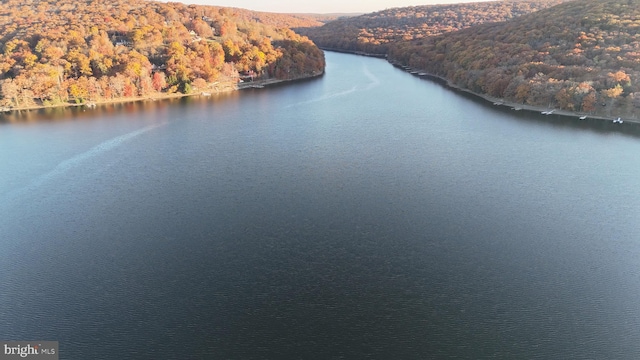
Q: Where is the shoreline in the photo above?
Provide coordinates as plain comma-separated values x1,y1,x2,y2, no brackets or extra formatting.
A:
4,45,635,127
0,72,324,114
321,48,638,125
397,65,640,125
388,61,640,125
237,70,324,90
318,47,386,58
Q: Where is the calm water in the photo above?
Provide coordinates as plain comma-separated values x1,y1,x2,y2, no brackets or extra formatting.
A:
1,52,640,359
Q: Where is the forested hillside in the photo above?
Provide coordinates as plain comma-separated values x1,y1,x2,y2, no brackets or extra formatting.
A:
298,0,567,55
388,0,640,117
0,0,325,109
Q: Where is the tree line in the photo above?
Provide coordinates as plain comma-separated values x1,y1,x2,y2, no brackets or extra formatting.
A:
0,0,325,108
299,0,568,55
388,0,640,117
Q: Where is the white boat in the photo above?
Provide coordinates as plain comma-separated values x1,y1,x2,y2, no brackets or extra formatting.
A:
541,110,554,115
579,116,587,120
201,92,211,96
613,117,623,123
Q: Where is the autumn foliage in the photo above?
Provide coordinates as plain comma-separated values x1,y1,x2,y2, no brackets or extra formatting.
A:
0,0,325,108
299,1,568,55
388,0,640,117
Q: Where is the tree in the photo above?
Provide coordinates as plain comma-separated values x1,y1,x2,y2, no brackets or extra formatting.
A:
109,74,127,98
67,77,90,103
0,0,326,107
87,77,103,100
602,85,624,101
582,92,597,113
1,79,20,106
515,83,531,103
65,50,93,78
555,88,574,110
152,72,167,91
13,75,35,106
608,70,630,85
167,41,186,58
191,19,214,38
222,39,242,62
31,72,58,103
192,78,207,90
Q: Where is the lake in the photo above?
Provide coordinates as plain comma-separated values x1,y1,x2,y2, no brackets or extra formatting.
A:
1,51,639,359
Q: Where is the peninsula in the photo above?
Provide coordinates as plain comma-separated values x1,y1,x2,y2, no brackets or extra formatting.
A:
0,0,325,111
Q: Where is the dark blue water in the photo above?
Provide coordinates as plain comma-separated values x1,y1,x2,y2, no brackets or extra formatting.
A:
1,52,639,359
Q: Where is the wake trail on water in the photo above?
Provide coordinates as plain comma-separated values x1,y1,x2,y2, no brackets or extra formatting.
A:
285,86,357,108
362,64,381,90
0,121,167,204
285,64,380,108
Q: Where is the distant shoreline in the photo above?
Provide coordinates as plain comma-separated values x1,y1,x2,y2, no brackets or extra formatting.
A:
321,49,638,125
0,71,324,114
238,71,324,90
318,47,386,58
397,66,639,125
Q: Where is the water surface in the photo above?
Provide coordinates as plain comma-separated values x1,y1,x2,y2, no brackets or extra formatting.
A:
1,52,639,359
